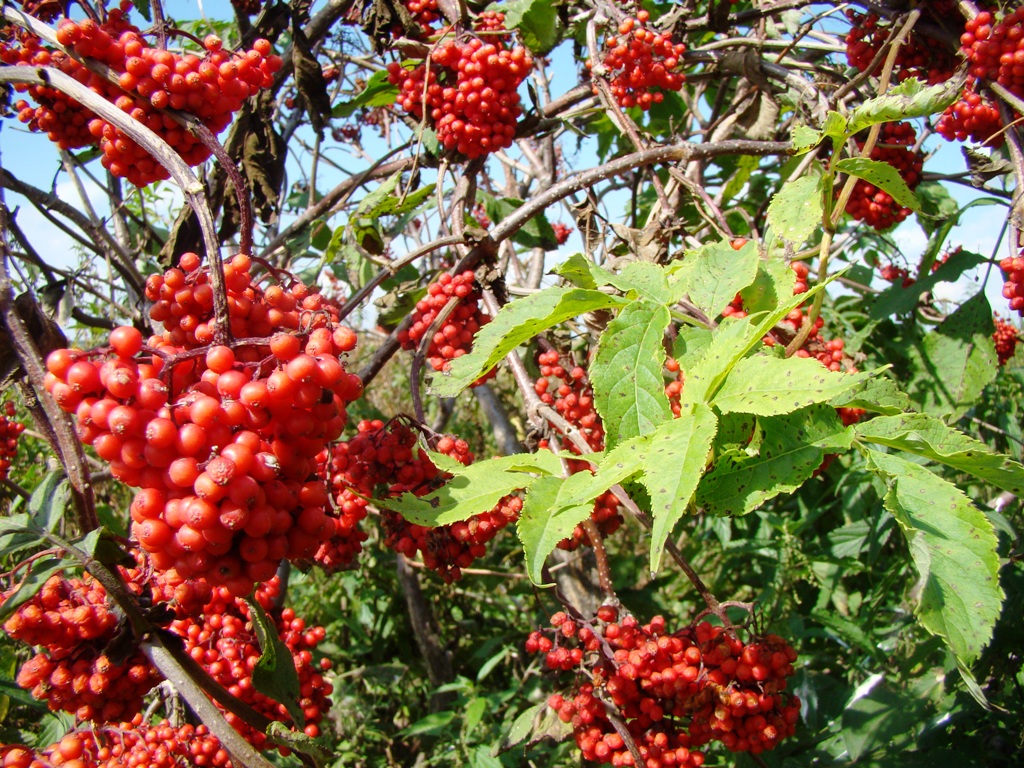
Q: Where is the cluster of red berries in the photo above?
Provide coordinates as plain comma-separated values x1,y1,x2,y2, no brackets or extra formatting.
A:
471,203,491,229
999,252,1024,314
938,7,1024,148
1,715,232,768
936,82,1004,146
1,4,280,186
527,607,800,765
43,252,363,596
168,576,333,745
961,9,1024,93
397,270,493,382
534,350,624,549
403,0,440,36
993,314,1020,365
0,401,25,481
588,10,687,110
879,263,912,285
843,121,923,231
329,419,521,581
665,357,684,418
844,8,958,85
3,573,162,723
552,222,573,246
386,12,533,158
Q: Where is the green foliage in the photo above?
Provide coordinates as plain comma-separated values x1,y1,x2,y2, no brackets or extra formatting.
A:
867,451,1004,666
592,299,672,448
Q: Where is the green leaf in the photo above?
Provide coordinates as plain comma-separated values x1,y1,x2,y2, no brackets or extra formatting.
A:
427,287,626,397
914,181,959,235
847,76,964,136
697,405,851,516
33,712,74,750
354,172,401,218
642,404,718,572
739,255,796,314
28,472,68,534
353,172,435,219
811,611,888,665
481,196,558,250
503,0,560,53
675,239,761,317
869,247,985,319
518,476,594,585
841,676,928,762
592,299,672,448
0,558,71,624
767,175,824,246
855,413,1024,495
332,70,399,118
374,453,561,526
821,111,849,146
906,291,997,419
552,435,648,508
265,722,332,766
614,262,679,304
682,271,840,406
829,376,911,415
866,450,1003,665
245,597,305,727
552,253,600,289
555,258,676,303
463,697,488,738
399,710,457,737
790,124,822,155
712,355,874,416
836,157,921,213
309,220,332,251
493,702,572,755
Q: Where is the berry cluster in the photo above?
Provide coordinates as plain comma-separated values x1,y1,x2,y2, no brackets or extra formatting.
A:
0,401,25,481
665,357,684,418
552,222,573,246
386,13,533,158
168,577,333,745
527,608,800,765
1,5,280,186
588,10,687,110
397,270,493,382
962,8,1024,93
938,7,1024,148
1,716,232,768
43,252,363,596
1000,252,1024,314
403,0,440,37
843,121,923,231
3,573,162,723
844,9,958,85
534,350,624,549
329,419,521,581
994,314,1020,365
879,263,911,285
936,82,1004,146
